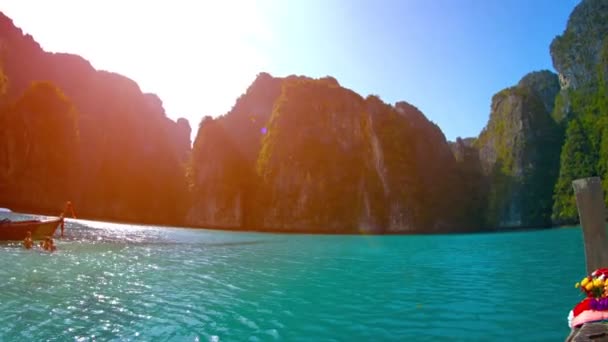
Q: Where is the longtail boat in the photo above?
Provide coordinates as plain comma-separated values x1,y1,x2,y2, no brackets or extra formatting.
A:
0,215,64,240
0,201,76,241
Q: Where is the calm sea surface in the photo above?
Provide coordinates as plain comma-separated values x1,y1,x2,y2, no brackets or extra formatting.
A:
0,212,586,341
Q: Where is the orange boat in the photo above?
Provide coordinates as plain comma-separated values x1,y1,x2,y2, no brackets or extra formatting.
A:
0,202,75,241
0,215,64,240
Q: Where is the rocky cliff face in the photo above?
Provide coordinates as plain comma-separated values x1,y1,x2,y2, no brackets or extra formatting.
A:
550,0,608,122
172,118,192,164
187,117,249,227
0,81,79,212
475,71,562,228
550,0,608,223
550,0,608,92
0,12,190,223
256,78,385,232
186,73,284,228
186,0,608,232
189,75,463,232
373,100,461,232
462,0,608,229
450,137,488,229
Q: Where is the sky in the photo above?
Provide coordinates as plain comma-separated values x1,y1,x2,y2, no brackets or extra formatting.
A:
2,0,580,141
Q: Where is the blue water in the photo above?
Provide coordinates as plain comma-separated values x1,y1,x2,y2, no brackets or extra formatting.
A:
0,213,586,341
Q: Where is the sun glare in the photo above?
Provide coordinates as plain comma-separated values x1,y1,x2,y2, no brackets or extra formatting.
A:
1,0,274,129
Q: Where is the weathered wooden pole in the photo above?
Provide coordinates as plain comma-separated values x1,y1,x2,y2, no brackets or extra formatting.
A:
572,177,608,274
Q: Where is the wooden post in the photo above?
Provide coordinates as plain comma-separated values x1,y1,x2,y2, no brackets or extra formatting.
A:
572,177,608,274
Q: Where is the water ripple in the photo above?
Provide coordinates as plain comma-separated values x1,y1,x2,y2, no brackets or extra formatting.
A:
0,214,586,341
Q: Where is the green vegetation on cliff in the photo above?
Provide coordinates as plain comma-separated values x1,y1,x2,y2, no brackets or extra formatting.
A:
552,118,598,221
550,0,608,223
550,0,608,92
474,71,562,228
256,77,378,231
189,74,464,233
551,81,608,222
373,100,462,231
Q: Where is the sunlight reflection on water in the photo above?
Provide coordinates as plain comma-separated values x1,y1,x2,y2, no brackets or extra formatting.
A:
0,212,588,341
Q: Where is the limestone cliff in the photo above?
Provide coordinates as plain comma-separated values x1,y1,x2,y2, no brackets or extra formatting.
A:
0,81,79,212
550,0,608,93
450,137,487,230
0,12,190,223
550,0,608,223
186,73,284,228
189,75,463,232
187,117,249,227
256,78,384,232
4,0,607,232
369,100,461,232
475,71,562,228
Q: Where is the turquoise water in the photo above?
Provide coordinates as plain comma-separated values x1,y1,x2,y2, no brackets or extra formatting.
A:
0,213,586,341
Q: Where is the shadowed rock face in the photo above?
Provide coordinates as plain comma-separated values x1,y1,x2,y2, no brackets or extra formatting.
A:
475,71,562,228
0,81,79,212
518,71,562,114
188,75,463,233
173,118,192,163
186,73,285,229
256,78,377,232
187,116,249,228
0,12,190,223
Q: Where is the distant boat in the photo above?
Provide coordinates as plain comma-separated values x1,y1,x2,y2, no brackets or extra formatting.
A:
0,216,64,240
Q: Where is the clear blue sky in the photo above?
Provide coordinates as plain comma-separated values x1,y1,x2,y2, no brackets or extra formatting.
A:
3,0,580,141
259,0,580,140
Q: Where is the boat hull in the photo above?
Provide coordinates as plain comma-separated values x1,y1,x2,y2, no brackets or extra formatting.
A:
0,218,63,240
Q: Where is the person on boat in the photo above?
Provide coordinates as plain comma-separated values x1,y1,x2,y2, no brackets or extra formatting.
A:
59,201,76,237
23,231,33,249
